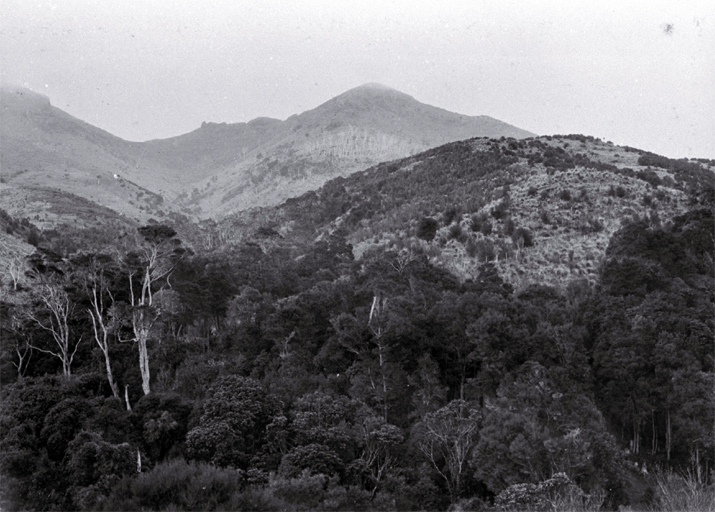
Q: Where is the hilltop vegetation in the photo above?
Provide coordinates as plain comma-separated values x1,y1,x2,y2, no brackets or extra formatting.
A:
217,134,713,290
0,135,713,511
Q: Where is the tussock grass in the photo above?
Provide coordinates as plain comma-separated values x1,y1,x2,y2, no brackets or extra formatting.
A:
652,470,715,512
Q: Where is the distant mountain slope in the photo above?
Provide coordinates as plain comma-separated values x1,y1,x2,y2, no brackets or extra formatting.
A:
0,86,186,223
217,134,715,290
1,83,534,221
180,84,535,215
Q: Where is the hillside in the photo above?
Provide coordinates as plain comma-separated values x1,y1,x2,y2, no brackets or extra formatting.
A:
179,84,535,215
1,84,534,222
0,86,186,223
218,134,715,291
1,134,712,512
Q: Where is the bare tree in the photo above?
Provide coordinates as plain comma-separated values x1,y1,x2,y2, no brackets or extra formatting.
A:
120,226,184,395
87,277,120,398
3,253,27,291
27,283,82,378
369,294,391,421
6,315,33,379
417,400,481,503
388,248,417,276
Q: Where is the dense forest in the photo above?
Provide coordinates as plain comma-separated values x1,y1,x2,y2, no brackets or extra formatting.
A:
0,137,713,511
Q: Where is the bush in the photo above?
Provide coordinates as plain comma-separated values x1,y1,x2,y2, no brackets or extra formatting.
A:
417,217,439,241
465,238,479,258
105,459,245,511
448,223,463,241
512,227,534,248
653,470,715,512
578,216,604,234
491,199,510,220
279,444,344,479
559,189,572,201
474,239,496,262
268,472,329,509
443,207,459,226
539,209,551,225
608,185,628,198
495,473,603,512
471,212,493,235
503,216,515,236
636,169,662,187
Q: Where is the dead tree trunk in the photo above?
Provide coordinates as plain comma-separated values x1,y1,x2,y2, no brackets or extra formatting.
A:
88,285,120,398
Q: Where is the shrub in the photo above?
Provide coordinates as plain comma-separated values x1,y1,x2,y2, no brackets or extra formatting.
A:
106,460,245,511
443,207,459,226
268,472,329,509
608,185,627,198
579,216,604,234
474,240,496,262
416,217,439,241
653,470,715,512
512,227,534,248
559,189,572,201
491,199,509,220
448,223,463,241
636,169,662,187
278,444,344,479
503,216,515,236
528,186,538,197
465,238,479,258
470,212,487,232
494,473,603,512
540,209,551,225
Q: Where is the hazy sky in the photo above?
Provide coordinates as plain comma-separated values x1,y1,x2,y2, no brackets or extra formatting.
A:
2,0,713,158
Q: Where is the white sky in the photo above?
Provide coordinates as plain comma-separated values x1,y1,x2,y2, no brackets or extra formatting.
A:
1,0,713,158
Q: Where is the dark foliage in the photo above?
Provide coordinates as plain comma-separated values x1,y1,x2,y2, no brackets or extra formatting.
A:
1,137,713,511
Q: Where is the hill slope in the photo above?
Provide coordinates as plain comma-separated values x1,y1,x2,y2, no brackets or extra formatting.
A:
176,83,534,215
1,84,534,222
0,86,187,223
217,134,715,290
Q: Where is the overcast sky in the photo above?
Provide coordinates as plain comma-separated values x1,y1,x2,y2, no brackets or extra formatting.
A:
2,0,713,158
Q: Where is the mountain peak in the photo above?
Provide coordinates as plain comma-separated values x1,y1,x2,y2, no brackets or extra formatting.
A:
354,82,397,91
339,83,414,101
1,84,52,113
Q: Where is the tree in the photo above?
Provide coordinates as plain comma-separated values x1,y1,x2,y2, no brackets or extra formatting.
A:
26,283,82,378
185,376,282,469
416,399,481,503
3,312,34,380
351,406,404,497
472,362,624,497
1,252,26,291
75,254,121,398
417,217,439,241
120,225,185,395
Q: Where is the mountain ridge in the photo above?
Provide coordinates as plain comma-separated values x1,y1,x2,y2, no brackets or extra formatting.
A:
0,83,535,223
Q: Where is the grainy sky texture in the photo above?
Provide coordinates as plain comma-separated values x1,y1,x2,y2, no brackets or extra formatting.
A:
1,0,713,158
